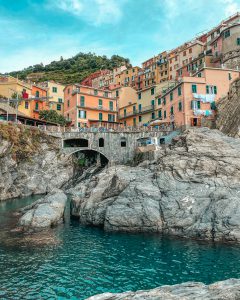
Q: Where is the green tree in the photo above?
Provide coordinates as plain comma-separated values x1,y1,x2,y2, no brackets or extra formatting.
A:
39,110,69,126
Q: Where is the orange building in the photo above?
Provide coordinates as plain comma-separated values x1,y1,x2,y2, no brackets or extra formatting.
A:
64,85,118,128
155,67,240,128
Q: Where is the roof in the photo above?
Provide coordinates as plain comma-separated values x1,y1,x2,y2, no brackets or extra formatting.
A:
0,102,27,117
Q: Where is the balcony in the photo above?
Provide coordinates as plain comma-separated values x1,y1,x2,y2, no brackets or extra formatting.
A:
118,105,155,119
77,104,117,113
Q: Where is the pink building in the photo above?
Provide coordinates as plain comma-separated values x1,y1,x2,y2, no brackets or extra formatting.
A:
155,67,240,128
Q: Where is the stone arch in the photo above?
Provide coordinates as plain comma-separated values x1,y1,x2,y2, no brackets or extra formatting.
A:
63,138,89,148
72,149,109,167
99,137,104,147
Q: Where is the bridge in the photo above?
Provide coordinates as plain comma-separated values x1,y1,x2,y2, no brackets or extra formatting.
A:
44,127,180,165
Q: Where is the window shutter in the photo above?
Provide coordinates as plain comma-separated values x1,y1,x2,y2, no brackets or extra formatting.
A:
197,101,201,109
206,85,209,94
214,86,217,94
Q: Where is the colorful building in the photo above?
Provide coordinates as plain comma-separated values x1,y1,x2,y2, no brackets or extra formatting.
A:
154,67,240,128
38,81,65,115
64,85,118,128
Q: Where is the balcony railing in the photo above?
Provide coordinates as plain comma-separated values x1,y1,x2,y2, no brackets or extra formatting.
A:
77,104,117,112
118,105,155,119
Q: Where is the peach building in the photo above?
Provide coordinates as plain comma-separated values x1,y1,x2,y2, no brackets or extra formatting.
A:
64,85,118,128
155,67,240,128
115,66,141,88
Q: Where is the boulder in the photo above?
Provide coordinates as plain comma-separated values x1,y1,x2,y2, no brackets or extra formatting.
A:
18,190,67,232
86,279,240,300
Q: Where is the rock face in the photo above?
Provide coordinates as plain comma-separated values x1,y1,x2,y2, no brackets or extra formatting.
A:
0,123,75,201
19,190,67,231
71,128,240,242
216,78,240,137
86,279,240,300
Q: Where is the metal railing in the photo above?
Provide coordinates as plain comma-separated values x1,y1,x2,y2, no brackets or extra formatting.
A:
118,105,155,119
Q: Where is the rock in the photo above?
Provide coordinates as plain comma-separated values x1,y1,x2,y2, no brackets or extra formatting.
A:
86,279,240,300
18,190,67,232
0,124,75,201
216,78,240,137
70,128,240,242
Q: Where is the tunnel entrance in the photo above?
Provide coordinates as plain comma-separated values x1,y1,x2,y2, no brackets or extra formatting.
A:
74,149,109,168
64,138,89,148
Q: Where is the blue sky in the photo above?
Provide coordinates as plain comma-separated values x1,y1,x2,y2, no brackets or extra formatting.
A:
0,0,239,72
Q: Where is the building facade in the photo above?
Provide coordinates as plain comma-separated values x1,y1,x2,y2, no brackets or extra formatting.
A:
64,85,118,128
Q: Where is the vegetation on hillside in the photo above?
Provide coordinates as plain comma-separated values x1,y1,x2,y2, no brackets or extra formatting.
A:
0,123,58,162
8,52,130,84
39,110,69,126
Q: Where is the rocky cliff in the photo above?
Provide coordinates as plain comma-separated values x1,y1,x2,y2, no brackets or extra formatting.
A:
70,128,240,243
0,123,74,201
216,78,240,137
86,279,240,300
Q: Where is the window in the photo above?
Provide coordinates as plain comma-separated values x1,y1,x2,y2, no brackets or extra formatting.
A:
57,104,61,111
158,98,161,105
78,110,86,119
104,92,108,97
116,90,119,97
178,101,182,111
109,101,113,111
58,98,63,103
35,102,39,111
191,100,201,109
35,91,40,98
133,105,136,113
170,106,174,115
183,51,186,56
192,84,197,93
224,29,230,38
121,137,127,147
151,87,155,95
108,114,115,122
67,100,70,107
237,38,240,46
214,86,217,94
124,108,127,117
25,101,29,109
94,89,98,95
206,85,209,94
170,92,173,101
139,115,142,122
211,101,216,110
99,112,103,121
99,138,104,147
164,110,167,119
80,96,85,107
133,118,136,126
163,97,166,105
198,73,202,78
138,93,141,100
178,86,182,96
158,110,162,119
99,99,102,107
151,99,155,106
52,87,57,93
189,48,192,54
138,104,142,112
228,73,232,80
151,112,155,119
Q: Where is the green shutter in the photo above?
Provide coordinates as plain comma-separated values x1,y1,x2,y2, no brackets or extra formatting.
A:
197,101,201,109
178,101,182,111
214,86,217,94
80,96,85,106
170,92,173,101
158,98,161,105
192,84,197,93
158,110,162,118
206,85,209,94
99,113,102,121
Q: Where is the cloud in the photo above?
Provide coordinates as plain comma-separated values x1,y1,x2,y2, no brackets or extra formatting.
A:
46,0,126,25
220,0,240,16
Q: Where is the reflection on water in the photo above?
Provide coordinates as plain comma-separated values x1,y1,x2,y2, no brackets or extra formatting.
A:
0,196,240,299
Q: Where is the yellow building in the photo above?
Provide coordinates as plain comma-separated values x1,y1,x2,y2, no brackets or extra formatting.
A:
0,75,32,117
116,66,141,88
38,80,65,114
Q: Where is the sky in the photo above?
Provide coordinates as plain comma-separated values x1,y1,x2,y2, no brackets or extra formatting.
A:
0,0,240,73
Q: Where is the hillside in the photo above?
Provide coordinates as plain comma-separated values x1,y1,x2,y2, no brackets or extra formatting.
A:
8,52,130,84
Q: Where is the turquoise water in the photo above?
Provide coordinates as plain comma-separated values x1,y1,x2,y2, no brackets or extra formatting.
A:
1,196,240,299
